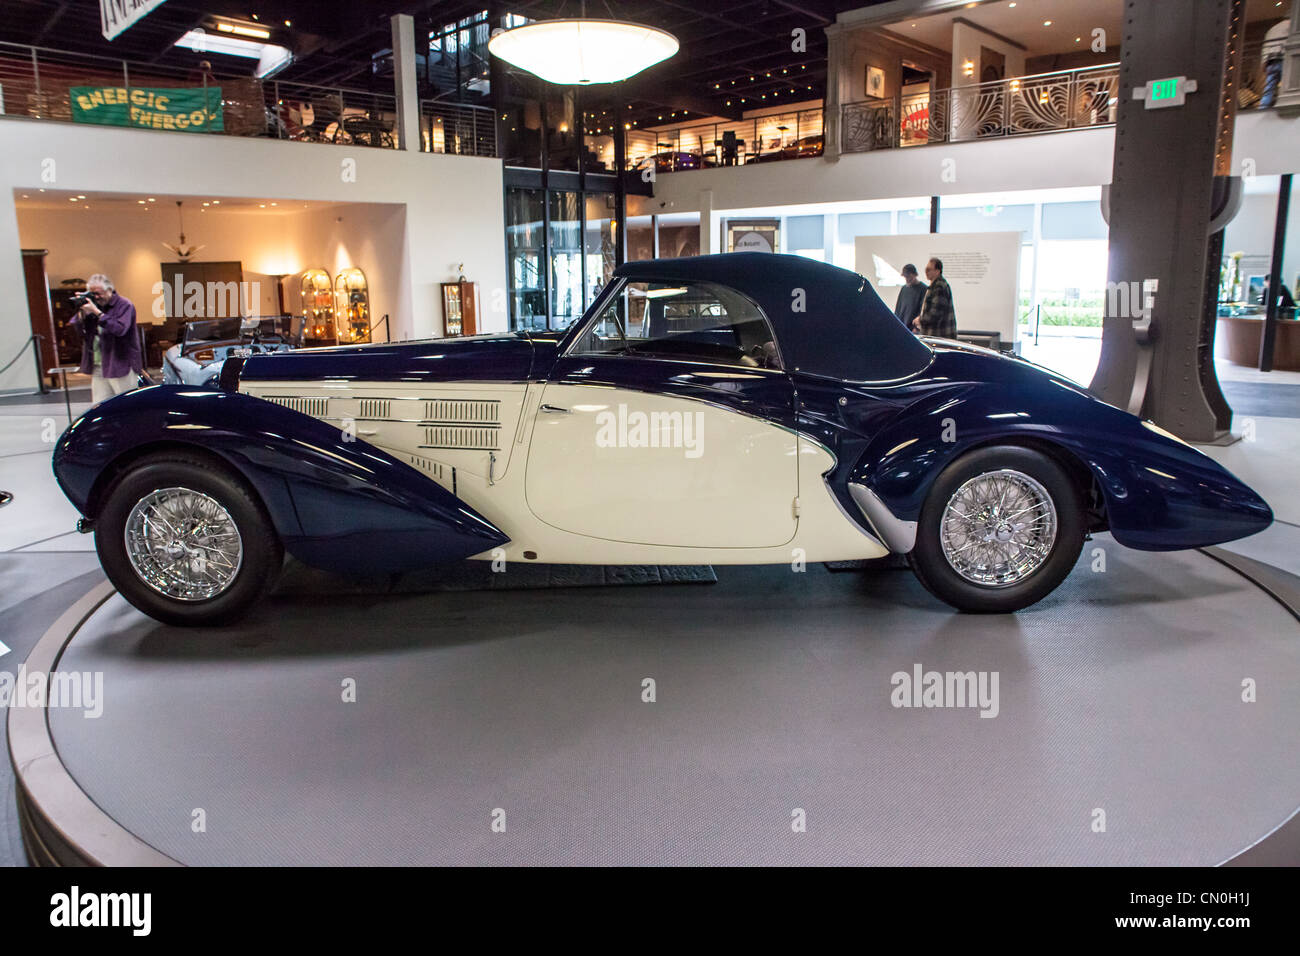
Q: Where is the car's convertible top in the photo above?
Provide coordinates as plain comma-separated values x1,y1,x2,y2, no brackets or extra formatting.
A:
613,253,933,382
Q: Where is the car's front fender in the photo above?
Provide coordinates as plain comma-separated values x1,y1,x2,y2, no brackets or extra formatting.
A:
848,379,1272,551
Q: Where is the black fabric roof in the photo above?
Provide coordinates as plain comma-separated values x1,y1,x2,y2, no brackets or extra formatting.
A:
613,253,933,382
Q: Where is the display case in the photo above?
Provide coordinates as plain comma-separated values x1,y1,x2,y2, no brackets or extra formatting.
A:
441,280,478,337
299,269,335,346
333,268,371,344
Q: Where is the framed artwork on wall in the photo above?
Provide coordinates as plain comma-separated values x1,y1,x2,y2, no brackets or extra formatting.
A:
867,65,886,99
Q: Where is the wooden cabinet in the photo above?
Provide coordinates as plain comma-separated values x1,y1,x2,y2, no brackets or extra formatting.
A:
441,280,478,337
21,249,59,386
50,284,87,366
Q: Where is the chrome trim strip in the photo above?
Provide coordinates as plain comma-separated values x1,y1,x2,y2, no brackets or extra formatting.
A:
848,482,918,554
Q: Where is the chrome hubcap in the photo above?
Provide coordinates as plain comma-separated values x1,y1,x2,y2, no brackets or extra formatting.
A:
940,469,1057,588
124,487,243,601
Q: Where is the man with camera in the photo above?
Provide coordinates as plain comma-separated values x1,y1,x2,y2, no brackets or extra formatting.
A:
74,273,141,403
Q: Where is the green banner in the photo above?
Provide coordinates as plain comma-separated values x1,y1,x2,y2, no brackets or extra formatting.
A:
70,85,224,133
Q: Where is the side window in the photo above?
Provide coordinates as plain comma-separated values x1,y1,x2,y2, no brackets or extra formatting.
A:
569,281,782,369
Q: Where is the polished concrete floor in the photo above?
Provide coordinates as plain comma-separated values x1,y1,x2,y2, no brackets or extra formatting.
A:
43,542,1300,865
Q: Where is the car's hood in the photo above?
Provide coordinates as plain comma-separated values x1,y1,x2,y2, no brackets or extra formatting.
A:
237,331,563,385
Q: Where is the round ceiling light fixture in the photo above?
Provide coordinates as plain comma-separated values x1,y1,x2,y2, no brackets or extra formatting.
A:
488,18,678,85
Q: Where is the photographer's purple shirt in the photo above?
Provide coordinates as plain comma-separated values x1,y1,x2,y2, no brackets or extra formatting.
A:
76,293,141,379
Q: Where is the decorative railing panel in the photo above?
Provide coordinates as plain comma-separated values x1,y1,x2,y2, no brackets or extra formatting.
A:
842,64,1119,154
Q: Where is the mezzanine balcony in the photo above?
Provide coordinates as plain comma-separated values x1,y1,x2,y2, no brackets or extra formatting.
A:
0,41,497,158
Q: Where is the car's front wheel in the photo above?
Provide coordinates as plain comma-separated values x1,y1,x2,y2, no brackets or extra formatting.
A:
95,454,283,626
908,445,1085,613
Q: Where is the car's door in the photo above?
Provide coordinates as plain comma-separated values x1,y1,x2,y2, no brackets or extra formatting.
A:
524,279,799,549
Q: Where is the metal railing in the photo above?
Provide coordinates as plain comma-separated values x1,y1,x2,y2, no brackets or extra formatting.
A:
625,107,825,172
0,41,497,157
419,99,498,157
843,64,1120,153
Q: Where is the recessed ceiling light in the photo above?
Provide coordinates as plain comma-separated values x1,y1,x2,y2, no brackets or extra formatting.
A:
69,197,77,202
148,197,155,202
137,199,145,204
212,200,220,204
1009,2,1016,6
1044,20,1053,26
77,194,85,198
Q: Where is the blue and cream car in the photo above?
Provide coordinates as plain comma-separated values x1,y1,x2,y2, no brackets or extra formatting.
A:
53,253,1272,625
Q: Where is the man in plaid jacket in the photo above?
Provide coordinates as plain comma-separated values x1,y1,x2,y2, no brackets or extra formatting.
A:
912,258,957,339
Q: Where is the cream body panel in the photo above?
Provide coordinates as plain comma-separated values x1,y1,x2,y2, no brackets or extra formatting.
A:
236,378,888,564
523,383,797,548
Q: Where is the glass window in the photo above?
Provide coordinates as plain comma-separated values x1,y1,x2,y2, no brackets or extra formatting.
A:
570,280,782,369
939,203,1035,235
506,188,546,331
1041,201,1108,240
548,190,583,327
584,192,616,308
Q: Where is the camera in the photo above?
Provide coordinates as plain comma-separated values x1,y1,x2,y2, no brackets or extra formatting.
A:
70,292,93,309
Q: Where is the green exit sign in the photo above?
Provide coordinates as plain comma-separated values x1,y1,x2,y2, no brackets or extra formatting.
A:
1151,78,1179,100
1135,76,1198,109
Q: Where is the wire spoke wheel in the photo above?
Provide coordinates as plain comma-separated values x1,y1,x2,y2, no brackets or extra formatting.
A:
124,487,244,601
939,469,1058,588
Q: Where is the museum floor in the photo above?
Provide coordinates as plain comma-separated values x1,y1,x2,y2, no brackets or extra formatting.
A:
1,365,1297,866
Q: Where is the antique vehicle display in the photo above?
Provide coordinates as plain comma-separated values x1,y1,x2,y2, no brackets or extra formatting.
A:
161,317,295,387
52,253,1272,626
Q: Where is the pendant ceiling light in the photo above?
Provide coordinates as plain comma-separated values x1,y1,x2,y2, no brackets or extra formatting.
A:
487,18,678,85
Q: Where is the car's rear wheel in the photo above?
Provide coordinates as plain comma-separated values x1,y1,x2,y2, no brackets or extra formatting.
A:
95,454,282,626
907,445,1084,612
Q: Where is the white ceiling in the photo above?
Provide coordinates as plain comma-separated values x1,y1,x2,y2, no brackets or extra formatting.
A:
13,189,314,213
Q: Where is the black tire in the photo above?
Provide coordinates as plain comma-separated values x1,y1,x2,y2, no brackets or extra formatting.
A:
907,445,1084,613
95,454,283,626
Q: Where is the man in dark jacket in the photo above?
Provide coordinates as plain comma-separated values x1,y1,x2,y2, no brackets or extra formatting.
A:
75,273,141,403
893,263,927,326
912,258,957,339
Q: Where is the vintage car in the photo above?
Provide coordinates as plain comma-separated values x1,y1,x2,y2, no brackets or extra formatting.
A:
53,254,1271,626
162,317,295,388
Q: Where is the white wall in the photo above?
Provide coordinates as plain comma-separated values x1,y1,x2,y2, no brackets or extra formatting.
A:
856,231,1022,339
951,21,1026,89
1,116,506,392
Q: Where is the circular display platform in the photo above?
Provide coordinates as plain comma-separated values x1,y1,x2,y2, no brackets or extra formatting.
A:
12,539,1300,865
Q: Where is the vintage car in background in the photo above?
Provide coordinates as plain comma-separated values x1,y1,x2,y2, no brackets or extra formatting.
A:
53,254,1272,625
746,134,825,163
633,150,717,173
162,317,295,388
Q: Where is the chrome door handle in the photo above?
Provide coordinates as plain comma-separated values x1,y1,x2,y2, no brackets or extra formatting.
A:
539,404,570,414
